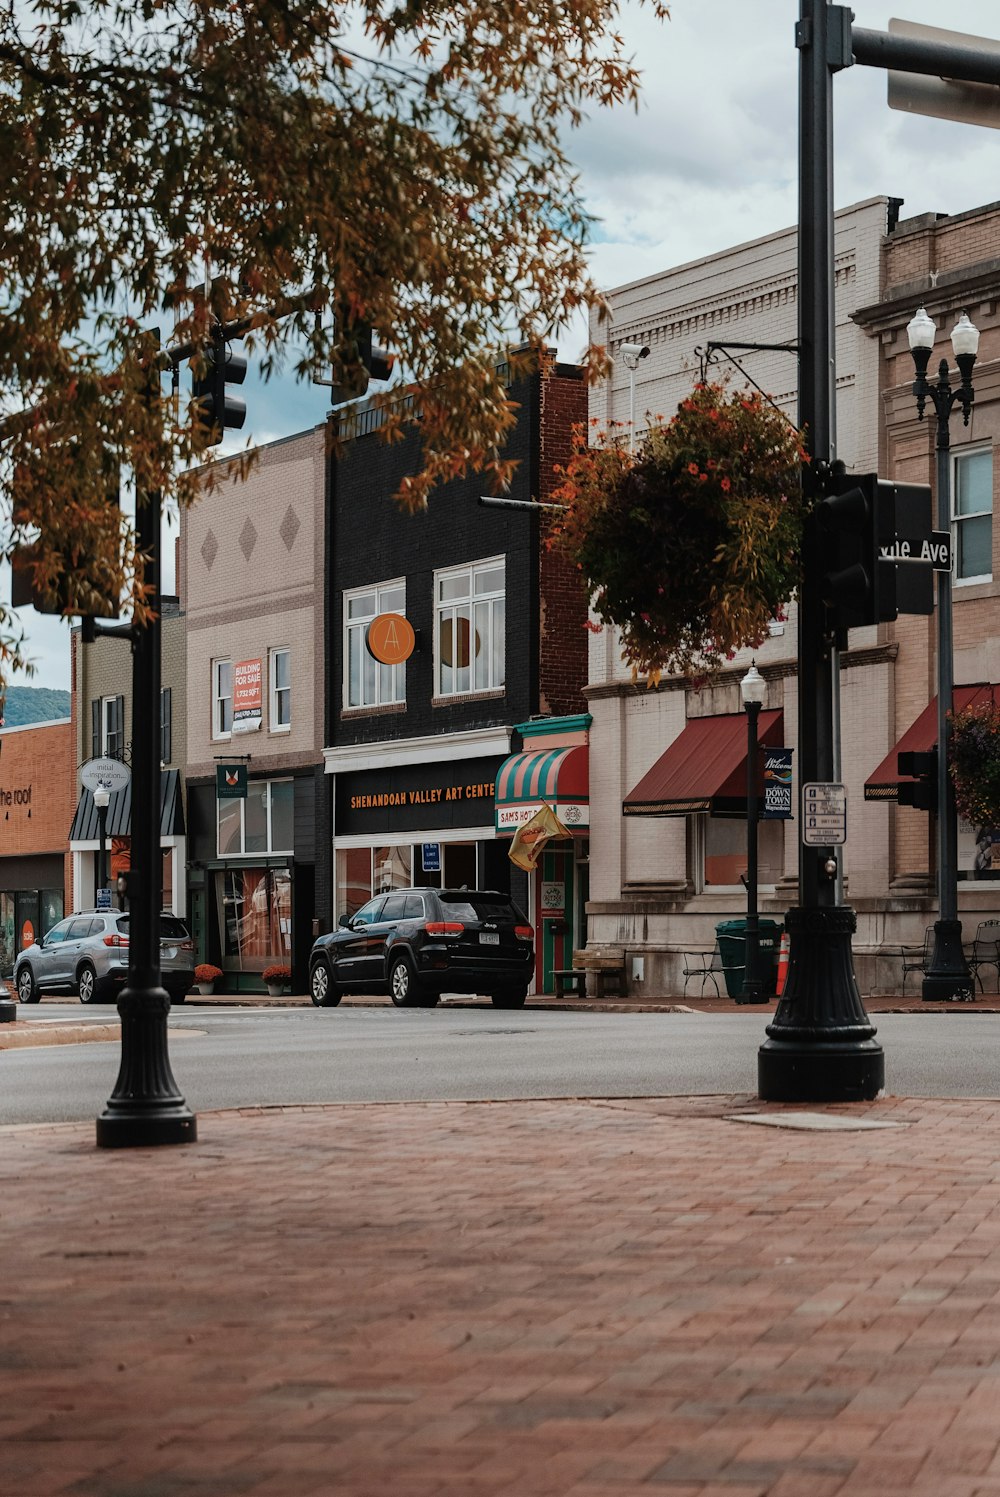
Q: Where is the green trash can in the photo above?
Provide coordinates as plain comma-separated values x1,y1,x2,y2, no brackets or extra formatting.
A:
715,918,783,1002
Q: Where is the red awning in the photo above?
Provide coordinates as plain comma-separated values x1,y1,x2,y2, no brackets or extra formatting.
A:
864,684,1000,802
623,710,784,817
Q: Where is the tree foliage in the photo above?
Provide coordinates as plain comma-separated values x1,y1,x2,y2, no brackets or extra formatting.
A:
551,383,806,681
0,0,668,677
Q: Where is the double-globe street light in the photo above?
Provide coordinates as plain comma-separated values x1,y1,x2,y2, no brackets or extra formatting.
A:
740,661,767,1003
905,306,978,1002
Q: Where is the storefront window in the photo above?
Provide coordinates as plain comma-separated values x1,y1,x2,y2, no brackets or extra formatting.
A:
0,893,14,974
214,867,291,971
374,844,411,893
217,779,294,857
336,847,373,921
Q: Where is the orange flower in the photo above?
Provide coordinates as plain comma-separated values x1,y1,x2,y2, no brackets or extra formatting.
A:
720,477,731,492
687,462,699,475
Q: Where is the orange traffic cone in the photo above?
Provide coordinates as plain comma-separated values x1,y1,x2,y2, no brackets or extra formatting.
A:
776,931,790,997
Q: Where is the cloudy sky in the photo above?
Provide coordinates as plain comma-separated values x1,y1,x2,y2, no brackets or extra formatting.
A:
18,0,1000,693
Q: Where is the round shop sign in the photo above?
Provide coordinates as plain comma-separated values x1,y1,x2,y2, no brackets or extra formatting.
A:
21,920,34,950
80,756,131,793
366,612,416,666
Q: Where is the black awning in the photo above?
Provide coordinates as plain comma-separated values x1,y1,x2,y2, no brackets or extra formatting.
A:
69,768,184,842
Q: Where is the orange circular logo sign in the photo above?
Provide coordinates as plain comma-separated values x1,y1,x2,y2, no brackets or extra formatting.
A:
366,613,415,666
21,920,34,950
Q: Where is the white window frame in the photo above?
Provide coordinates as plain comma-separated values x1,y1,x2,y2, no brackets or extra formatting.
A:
216,778,294,858
213,658,233,739
101,695,122,757
343,579,407,709
953,446,993,585
270,647,291,733
434,555,505,698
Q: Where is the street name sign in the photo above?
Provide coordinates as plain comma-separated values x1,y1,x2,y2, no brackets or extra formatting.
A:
879,531,952,570
802,782,847,846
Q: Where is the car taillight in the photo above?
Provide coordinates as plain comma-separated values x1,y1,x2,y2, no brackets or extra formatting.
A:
176,940,194,952
515,925,534,941
103,934,129,948
424,922,465,935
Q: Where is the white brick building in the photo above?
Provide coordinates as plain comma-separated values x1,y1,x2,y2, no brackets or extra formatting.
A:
583,198,904,996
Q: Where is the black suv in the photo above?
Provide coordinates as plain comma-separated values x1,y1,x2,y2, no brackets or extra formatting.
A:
308,888,534,1009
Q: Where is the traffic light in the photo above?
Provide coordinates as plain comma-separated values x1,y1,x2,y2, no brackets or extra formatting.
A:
330,299,394,405
897,748,938,813
816,468,895,632
191,325,247,441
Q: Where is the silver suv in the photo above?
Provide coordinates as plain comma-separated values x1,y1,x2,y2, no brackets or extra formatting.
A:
14,910,195,1005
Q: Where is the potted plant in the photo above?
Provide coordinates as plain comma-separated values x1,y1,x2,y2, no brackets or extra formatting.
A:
262,963,292,997
193,963,223,997
551,381,807,680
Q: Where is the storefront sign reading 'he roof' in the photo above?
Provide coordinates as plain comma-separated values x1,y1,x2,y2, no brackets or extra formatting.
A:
366,613,415,666
232,658,263,733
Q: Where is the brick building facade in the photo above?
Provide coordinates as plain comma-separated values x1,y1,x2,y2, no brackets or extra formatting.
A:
179,425,327,990
324,357,591,993
0,717,73,972
580,197,923,996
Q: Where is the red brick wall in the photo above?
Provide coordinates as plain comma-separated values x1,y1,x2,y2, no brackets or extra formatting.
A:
538,363,589,717
0,719,74,864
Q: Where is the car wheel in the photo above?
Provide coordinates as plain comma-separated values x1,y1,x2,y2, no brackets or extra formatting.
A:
389,955,420,1007
77,962,100,1005
310,959,340,1008
16,965,39,1004
491,987,528,1009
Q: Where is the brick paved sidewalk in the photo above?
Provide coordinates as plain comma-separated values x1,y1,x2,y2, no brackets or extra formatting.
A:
7,1096,1000,1496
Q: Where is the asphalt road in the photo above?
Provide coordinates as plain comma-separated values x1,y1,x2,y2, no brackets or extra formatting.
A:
3,1003,1000,1125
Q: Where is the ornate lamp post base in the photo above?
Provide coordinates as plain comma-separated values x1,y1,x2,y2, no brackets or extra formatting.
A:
758,907,884,1102
0,997,16,1023
96,985,197,1148
921,918,975,1003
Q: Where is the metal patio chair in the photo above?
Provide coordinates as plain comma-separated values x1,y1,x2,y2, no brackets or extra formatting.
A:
969,920,1000,994
900,926,934,992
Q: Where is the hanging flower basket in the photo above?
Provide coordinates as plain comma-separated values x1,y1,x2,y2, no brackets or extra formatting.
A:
551,382,807,679
949,700,1000,829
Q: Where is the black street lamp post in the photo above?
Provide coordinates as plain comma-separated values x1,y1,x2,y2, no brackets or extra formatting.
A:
93,784,110,899
906,305,977,1003
741,662,766,1002
96,333,196,1149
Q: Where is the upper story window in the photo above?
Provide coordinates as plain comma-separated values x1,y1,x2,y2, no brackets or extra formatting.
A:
270,648,291,731
954,448,993,584
95,694,124,758
160,687,172,765
213,659,233,738
345,581,406,708
435,557,505,697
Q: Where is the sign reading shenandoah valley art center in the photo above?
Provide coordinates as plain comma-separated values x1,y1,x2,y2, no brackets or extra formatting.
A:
337,757,506,836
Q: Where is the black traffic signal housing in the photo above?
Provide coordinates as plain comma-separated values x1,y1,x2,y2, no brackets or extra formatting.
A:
10,457,121,624
191,325,247,442
330,299,394,406
816,467,896,633
897,748,938,813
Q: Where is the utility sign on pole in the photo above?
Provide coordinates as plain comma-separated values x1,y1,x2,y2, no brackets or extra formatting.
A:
887,19,1000,129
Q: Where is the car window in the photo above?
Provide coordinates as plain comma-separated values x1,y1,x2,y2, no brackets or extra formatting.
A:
440,895,518,923
403,894,425,920
67,917,96,940
352,897,387,926
117,916,191,939
381,893,408,921
44,920,72,945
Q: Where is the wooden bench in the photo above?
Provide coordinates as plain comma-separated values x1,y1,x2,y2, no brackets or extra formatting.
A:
554,949,627,1000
